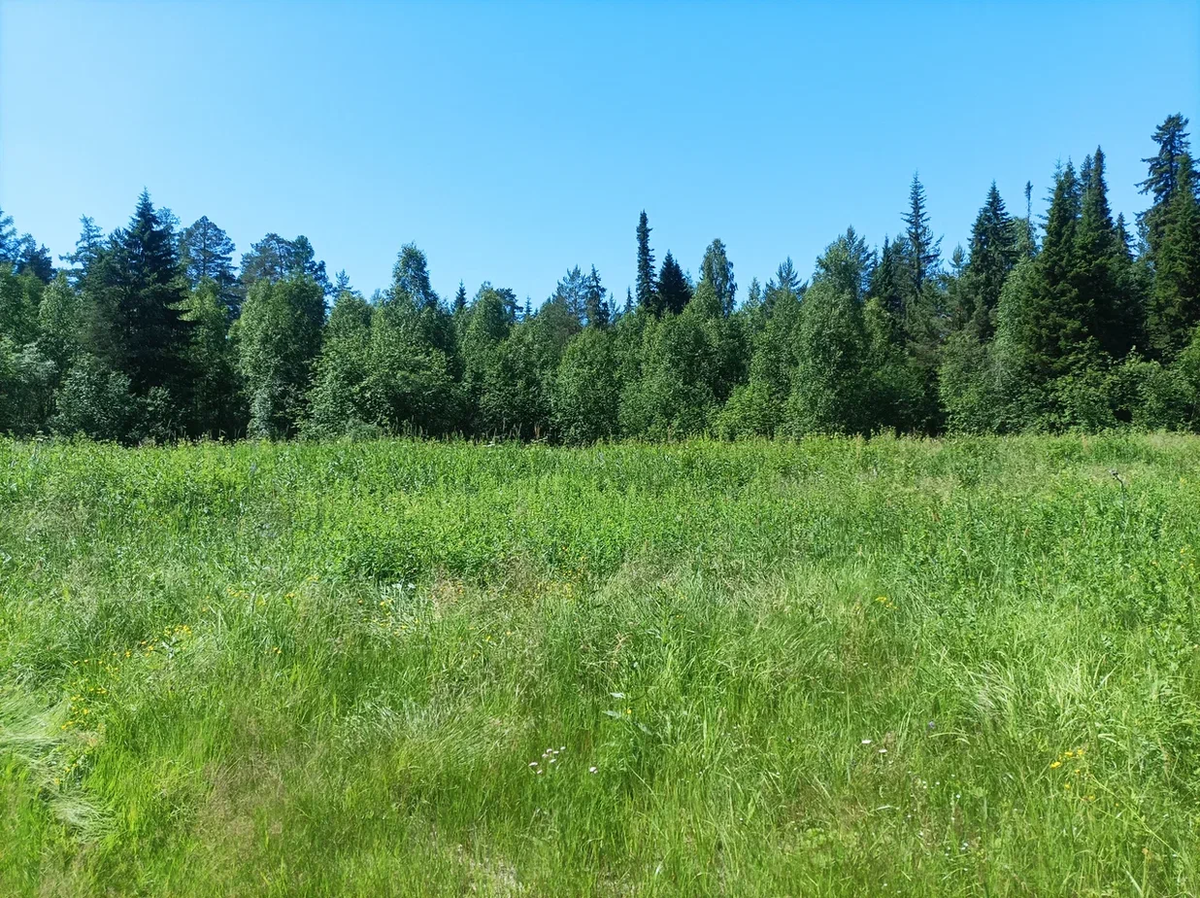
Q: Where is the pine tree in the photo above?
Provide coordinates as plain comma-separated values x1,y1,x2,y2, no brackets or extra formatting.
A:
454,281,468,314
656,251,691,315
635,211,657,314
180,216,239,315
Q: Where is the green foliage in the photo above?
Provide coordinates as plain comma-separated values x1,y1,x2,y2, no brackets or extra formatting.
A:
234,276,325,438
785,276,866,435
552,326,619,443
179,281,244,438
48,356,136,440
9,120,1200,443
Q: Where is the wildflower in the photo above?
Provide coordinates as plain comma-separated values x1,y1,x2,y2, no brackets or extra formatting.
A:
528,762,538,768
861,739,872,745
1050,761,1062,769
878,748,887,754
589,766,598,774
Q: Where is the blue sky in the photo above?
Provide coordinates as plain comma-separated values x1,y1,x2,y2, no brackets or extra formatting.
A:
2,1,1197,305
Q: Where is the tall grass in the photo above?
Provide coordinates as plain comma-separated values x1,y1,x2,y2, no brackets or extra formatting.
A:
2,435,1199,895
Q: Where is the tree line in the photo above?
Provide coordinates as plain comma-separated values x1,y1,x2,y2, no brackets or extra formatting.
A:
2,113,1198,443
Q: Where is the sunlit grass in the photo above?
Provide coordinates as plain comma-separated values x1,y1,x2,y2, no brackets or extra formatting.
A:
2,435,1199,895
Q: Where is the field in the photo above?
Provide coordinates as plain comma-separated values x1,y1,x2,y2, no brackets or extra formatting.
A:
1,436,1199,896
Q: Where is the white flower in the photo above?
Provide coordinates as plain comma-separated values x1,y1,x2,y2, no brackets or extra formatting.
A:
589,766,598,774
528,762,538,767
861,739,872,745
878,748,888,754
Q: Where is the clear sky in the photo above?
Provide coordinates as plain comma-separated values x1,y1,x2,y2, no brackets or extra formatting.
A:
2,1,1197,305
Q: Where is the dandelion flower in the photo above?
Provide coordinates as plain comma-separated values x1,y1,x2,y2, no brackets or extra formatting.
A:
1050,761,1062,769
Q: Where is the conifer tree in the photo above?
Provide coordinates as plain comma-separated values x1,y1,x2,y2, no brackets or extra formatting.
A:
902,173,941,300
960,182,1016,338
97,191,193,395
635,211,657,314
1023,163,1088,379
180,216,239,315
1139,114,1195,256
60,215,105,285
1075,146,1140,359
583,265,609,328
1148,154,1200,357
656,251,691,315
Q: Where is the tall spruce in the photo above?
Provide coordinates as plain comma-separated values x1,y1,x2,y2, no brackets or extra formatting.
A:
902,173,941,300
100,191,193,393
635,210,657,314
1024,163,1088,378
1139,114,1195,257
1148,153,1200,357
1075,146,1140,358
583,265,609,328
961,183,1016,338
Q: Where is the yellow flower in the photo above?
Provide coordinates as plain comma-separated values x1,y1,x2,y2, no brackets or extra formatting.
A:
1050,761,1062,769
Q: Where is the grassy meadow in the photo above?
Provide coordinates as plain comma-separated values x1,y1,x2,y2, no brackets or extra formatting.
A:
2,435,1200,896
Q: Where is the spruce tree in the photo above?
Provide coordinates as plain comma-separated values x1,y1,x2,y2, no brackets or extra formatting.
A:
635,211,657,314
60,215,105,286
583,265,609,328
961,182,1016,338
1139,114,1194,256
1024,163,1088,378
1075,146,1139,359
100,191,193,394
657,251,691,315
1148,154,1200,357
902,173,941,299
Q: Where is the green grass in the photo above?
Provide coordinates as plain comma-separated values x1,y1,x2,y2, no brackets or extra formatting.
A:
2,435,1200,896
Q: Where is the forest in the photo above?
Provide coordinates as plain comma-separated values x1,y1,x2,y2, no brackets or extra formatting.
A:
1,113,1198,444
